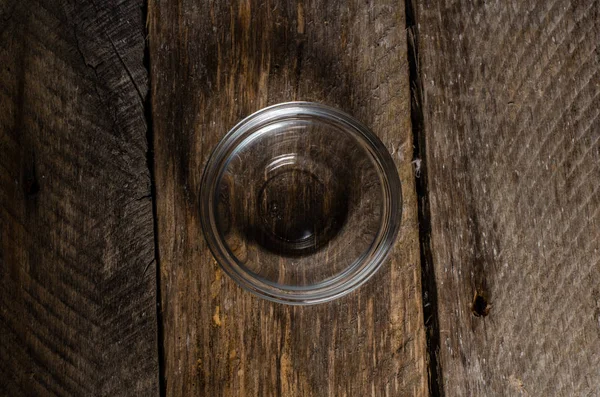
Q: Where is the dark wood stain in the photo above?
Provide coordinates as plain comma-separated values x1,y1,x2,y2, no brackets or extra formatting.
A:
0,0,158,395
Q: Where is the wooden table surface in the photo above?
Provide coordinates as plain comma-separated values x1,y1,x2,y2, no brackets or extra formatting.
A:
1,0,598,396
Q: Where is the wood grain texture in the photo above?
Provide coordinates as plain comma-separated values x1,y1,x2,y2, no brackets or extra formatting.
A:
149,0,427,395
0,0,158,395
416,0,600,395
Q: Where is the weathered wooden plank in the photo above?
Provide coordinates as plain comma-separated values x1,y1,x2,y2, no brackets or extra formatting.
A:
0,0,158,395
149,0,427,395
416,0,600,395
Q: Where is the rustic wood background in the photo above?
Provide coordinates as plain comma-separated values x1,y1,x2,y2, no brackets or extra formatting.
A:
148,0,426,396
0,0,158,396
417,0,600,395
1,0,598,396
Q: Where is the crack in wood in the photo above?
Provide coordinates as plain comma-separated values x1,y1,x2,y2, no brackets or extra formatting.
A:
405,0,444,395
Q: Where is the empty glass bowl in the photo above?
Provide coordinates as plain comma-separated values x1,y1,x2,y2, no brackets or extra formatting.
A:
200,102,402,304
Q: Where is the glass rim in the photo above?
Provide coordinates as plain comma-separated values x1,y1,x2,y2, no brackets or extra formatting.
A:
199,101,403,305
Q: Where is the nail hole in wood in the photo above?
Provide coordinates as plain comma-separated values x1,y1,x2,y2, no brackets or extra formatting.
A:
472,292,490,317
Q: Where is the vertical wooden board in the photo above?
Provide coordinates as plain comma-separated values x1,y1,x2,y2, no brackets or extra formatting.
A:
417,0,600,395
0,0,158,396
149,0,428,395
